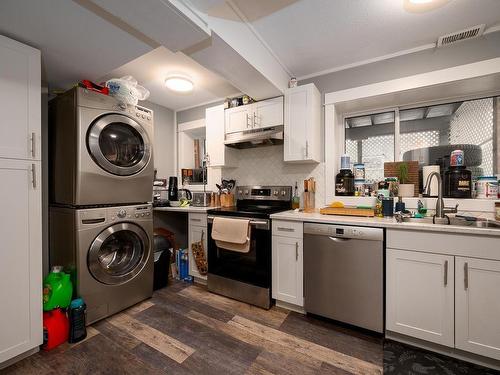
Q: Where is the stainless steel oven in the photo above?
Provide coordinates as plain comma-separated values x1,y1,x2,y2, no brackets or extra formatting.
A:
207,216,271,308
206,185,292,309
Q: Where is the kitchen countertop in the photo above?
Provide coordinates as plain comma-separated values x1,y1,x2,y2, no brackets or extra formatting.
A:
153,206,215,213
270,210,500,236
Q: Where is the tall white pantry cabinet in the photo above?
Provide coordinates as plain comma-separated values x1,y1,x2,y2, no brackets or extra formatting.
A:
0,35,43,367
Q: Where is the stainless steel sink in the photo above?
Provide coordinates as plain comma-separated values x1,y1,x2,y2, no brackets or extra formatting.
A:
400,216,500,229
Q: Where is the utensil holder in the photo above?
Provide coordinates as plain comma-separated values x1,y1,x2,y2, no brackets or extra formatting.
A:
220,193,235,207
303,191,315,213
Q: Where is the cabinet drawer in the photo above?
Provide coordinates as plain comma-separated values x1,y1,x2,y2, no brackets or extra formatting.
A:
189,213,207,226
272,220,303,238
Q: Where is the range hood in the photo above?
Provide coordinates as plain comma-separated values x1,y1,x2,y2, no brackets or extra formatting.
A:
224,126,283,149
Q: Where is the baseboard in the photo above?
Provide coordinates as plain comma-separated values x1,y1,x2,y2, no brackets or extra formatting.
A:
0,347,39,370
275,300,305,314
386,331,500,371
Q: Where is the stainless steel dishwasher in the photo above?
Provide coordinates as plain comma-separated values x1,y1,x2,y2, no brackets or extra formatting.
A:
304,222,384,333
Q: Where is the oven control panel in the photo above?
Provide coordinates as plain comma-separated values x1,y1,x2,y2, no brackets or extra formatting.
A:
236,186,292,201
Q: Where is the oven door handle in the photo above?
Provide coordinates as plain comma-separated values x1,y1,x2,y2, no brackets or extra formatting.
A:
207,216,269,229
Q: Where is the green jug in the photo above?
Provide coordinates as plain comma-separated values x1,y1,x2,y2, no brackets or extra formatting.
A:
43,266,73,311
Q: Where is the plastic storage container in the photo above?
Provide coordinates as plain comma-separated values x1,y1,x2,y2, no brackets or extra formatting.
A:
476,176,498,199
43,266,73,311
153,234,171,290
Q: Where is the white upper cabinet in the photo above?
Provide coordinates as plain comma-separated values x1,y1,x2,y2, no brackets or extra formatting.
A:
284,84,321,163
206,105,237,167
253,96,283,129
225,105,252,134
386,248,455,347
456,257,500,360
0,35,41,161
225,97,284,134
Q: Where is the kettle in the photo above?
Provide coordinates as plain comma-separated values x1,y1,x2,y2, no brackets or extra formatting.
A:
177,188,192,201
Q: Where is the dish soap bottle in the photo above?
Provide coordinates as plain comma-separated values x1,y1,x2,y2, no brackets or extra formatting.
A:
292,182,300,209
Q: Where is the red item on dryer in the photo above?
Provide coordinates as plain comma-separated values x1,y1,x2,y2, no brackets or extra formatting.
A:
80,80,109,95
42,308,69,351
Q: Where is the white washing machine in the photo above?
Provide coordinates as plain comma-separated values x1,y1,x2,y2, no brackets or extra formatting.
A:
50,204,154,324
49,87,154,206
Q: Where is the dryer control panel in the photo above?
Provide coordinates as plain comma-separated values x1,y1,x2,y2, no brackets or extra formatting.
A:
112,102,153,125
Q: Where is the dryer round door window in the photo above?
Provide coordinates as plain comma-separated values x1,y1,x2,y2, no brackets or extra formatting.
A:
88,114,151,176
88,222,150,285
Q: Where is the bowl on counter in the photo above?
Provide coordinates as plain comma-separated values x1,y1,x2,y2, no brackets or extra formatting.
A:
169,201,181,207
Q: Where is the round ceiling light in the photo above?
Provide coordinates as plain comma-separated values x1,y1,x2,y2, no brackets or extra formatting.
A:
404,0,449,12
165,76,194,93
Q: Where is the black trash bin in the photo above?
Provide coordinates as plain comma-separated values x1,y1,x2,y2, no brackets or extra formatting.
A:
153,234,171,291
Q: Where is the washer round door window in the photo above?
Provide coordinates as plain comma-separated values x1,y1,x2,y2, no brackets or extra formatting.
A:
88,222,150,285
88,114,151,176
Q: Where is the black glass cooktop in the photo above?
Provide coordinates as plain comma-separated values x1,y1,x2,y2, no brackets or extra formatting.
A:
207,202,291,219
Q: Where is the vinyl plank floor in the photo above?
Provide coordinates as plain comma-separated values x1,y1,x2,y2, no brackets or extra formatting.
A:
2,279,497,375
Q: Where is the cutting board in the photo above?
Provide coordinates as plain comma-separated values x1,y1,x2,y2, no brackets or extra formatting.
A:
320,206,375,217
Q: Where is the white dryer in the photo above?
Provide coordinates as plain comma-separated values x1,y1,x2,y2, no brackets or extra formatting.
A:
49,204,154,324
49,87,154,206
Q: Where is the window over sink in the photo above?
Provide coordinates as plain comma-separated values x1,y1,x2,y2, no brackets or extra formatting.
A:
344,96,498,192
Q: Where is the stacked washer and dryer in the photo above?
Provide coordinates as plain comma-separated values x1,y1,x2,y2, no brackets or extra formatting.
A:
49,87,155,324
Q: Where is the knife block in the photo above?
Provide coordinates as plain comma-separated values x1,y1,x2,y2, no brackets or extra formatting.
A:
220,193,235,207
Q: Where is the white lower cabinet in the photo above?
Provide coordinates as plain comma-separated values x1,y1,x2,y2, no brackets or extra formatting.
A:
455,257,500,360
188,213,207,281
0,159,42,364
387,249,455,347
272,235,303,307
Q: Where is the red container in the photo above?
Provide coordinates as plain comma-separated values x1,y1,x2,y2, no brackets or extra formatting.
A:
42,308,69,351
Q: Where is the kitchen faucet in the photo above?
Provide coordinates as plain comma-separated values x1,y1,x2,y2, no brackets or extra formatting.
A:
423,171,458,224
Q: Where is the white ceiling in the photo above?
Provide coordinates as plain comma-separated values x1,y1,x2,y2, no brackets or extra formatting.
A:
0,0,152,89
0,0,238,111
101,46,239,111
189,0,500,79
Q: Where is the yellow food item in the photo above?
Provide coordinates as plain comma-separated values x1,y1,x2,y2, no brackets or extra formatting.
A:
329,201,345,208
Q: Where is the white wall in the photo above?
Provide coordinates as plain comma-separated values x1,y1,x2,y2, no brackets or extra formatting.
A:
142,100,176,179
221,146,325,206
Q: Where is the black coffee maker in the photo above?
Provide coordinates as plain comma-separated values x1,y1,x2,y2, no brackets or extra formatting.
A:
168,176,178,201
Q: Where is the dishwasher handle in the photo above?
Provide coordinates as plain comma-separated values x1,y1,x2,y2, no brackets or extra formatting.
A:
329,236,351,242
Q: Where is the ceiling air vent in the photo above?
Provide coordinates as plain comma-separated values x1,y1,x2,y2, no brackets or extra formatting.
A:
437,24,485,47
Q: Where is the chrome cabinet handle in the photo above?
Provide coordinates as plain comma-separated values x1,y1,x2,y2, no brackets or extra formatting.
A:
305,140,309,158
464,262,469,290
444,260,448,286
277,227,294,232
31,163,37,189
328,236,350,242
30,132,36,158
191,218,202,222
295,242,298,261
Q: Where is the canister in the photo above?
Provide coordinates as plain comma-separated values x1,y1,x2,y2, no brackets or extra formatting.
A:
353,163,365,180
450,149,464,167
476,176,498,199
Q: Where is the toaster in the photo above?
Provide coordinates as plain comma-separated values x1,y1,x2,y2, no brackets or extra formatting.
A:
191,192,212,207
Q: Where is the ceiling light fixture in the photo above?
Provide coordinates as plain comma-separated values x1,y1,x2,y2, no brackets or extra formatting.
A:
165,76,194,93
404,0,449,13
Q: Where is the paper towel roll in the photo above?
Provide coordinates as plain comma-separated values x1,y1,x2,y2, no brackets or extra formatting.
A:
423,165,440,197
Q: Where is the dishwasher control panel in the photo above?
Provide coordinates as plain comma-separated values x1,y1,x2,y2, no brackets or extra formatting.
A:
303,223,383,241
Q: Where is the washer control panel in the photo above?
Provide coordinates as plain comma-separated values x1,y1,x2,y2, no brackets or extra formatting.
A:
79,204,152,225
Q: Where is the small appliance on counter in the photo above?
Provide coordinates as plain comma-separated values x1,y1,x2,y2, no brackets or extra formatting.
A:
335,154,355,196
168,176,178,202
444,149,472,198
192,191,212,207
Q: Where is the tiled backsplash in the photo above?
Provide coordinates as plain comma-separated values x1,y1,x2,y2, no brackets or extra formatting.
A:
221,145,326,206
